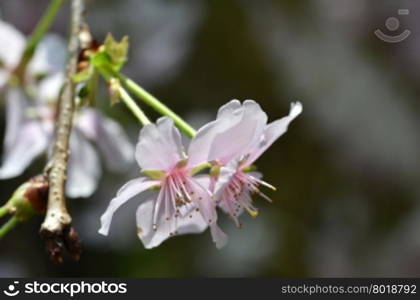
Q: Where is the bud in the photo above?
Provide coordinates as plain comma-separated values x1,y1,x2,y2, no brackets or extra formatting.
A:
108,77,121,105
4,175,49,222
79,24,94,50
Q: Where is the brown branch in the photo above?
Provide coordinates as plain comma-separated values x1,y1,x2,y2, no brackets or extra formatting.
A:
40,0,85,264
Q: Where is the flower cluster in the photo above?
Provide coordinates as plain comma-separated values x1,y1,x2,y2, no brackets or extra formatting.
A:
0,20,134,198
99,100,302,248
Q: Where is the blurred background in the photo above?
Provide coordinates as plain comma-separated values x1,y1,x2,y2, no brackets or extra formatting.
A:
1,0,420,277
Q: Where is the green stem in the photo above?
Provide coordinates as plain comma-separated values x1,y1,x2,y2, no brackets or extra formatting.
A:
95,64,196,137
0,216,19,240
15,0,65,77
123,77,196,137
0,206,8,218
118,86,151,126
97,66,198,137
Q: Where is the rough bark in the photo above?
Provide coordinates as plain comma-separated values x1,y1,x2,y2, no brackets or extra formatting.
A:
40,0,85,264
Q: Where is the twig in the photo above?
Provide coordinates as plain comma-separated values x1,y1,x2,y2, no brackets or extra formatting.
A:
0,217,19,239
40,0,84,264
0,206,8,218
0,175,49,240
122,75,197,138
98,66,196,137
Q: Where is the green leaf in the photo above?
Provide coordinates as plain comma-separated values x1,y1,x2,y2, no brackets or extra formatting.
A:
92,51,113,69
103,33,129,71
86,70,99,106
78,85,89,99
77,70,99,107
73,66,93,83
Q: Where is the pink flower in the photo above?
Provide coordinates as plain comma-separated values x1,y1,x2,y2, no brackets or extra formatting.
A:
99,100,301,249
99,117,227,249
191,100,302,227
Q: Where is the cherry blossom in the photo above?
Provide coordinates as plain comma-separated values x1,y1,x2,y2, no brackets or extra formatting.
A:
99,117,227,249
190,100,302,226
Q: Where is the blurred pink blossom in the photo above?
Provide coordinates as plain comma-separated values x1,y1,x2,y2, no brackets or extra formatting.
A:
0,20,134,198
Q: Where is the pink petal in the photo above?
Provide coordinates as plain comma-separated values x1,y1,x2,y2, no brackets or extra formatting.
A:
218,171,262,218
28,34,66,77
0,70,9,89
136,117,184,171
216,99,241,118
207,100,268,164
0,121,48,178
37,73,64,104
4,89,27,150
193,174,215,194
97,117,135,171
74,109,97,139
0,20,25,70
188,100,244,167
99,177,159,236
187,177,217,225
210,223,228,249
213,159,239,200
76,109,134,171
135,194,207,249
247,101,302,165
66,131,101,198
186,176,229,249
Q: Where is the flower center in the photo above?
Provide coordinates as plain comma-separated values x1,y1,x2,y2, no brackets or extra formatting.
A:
221,170,275,227
151,168,204,232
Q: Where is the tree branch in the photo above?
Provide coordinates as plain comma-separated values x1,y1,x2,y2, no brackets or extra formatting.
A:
40,0,84,264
